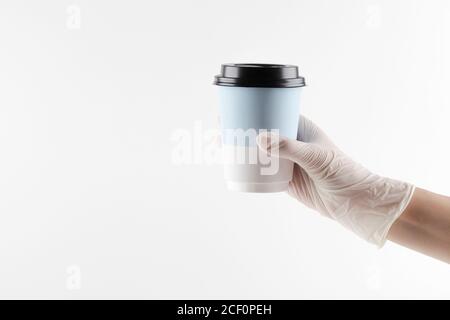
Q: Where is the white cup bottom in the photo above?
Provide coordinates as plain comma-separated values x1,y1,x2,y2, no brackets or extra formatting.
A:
226,181,289,193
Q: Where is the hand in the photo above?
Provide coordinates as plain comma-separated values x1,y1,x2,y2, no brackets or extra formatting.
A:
256,116,415,247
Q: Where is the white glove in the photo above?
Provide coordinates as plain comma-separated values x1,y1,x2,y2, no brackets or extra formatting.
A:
256,116,415,247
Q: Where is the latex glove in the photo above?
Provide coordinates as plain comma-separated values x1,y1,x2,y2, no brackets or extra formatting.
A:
256,116,415,247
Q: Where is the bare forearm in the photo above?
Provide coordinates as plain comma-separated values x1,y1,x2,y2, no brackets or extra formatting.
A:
387,188,450,264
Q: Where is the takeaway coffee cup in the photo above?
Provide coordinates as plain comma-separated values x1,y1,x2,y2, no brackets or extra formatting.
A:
214,63,306,193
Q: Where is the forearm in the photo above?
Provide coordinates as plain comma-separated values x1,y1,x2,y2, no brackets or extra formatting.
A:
387,187,450,264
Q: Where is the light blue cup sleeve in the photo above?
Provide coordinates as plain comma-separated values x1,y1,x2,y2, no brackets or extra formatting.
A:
218,86,301,147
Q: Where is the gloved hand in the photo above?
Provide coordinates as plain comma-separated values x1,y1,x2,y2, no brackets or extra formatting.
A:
256,116,415,247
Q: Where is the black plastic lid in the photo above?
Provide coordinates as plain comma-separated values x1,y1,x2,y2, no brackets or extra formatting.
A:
214,63,306,88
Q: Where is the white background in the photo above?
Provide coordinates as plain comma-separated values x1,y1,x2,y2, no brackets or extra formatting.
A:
0,0,449,299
